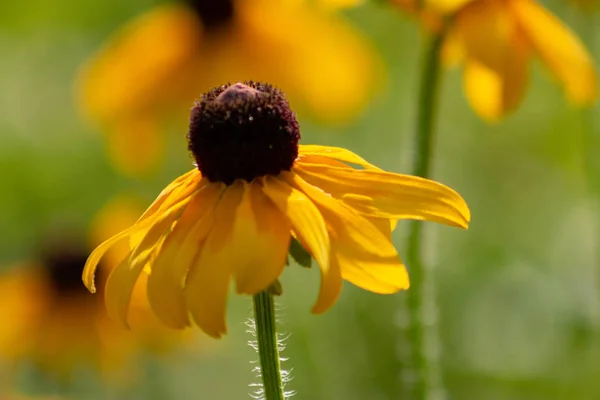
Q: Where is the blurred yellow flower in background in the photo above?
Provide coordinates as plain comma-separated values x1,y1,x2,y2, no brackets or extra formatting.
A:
77,0,383,176
393,0,598,121
0,196,183,382
82,82,470,339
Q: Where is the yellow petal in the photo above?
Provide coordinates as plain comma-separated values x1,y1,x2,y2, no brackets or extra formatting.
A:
317,0,364,9
454,0,515,68
77,4,202,122
299,145,382,170
294,154,353,169
510,0,598,105
337,250,410,294
147,183,223,329
129,191,198,269
463,40,529,121
135,170,201,224
104,240,162,329
452,0,530,120
287,173,408,295
88,195,145,270
287,172,397,257
184,183,244,338
130,172,203,249
230,181,291,294
262,175,337,313
83,218,154,293
368,217,397,239
426,0,477,14
295,162,470,228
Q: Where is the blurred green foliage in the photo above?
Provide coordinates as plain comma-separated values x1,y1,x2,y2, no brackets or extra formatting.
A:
1,0,599,399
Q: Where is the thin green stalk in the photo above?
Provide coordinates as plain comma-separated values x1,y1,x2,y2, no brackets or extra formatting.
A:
579,0,599,196
253,291,285,400
399,25,447,400
579,12,600,320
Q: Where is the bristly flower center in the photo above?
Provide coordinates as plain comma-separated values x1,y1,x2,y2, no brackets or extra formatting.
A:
187,0,235,29
44,250,95,296
187,81,301,185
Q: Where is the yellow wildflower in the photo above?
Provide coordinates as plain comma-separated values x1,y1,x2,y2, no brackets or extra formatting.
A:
77,0,383,176
392,0,598,120
0,197,182,381
83,82,470,338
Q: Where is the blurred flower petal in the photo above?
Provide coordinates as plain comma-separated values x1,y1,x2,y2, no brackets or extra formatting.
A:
510,0,598,105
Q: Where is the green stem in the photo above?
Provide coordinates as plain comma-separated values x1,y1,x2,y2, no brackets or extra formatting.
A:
253,291,285,400
400,25,447,400
580,11,600,322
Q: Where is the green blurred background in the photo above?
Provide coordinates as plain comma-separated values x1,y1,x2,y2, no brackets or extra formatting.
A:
1,0,600,399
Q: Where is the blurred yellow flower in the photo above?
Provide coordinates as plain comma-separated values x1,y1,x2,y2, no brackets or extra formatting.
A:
83,82,470,338
0,197,182,381
393,0,598,121
77,0,383,176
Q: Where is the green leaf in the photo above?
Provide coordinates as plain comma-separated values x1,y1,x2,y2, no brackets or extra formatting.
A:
267,279,283,296
288,237,312,268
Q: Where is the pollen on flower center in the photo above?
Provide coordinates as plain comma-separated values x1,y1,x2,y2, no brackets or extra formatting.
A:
187,81,301,185
44,250,95,295
187,0,235,29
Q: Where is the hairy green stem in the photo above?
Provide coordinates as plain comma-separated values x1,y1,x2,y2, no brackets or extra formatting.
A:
253,291,285,400
399,26,447,400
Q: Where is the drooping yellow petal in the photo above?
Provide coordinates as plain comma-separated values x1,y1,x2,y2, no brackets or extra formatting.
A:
135,170,201,225
147,183,223,329
103,233,164,329
83,217,155,293
453,0,530,120
129,191,199,268
230,181,291,294
299,145,382,170
88,195,146,270
286,172,408,296
262,175,337,313
337,249,410,294
77,4,202,122
509,0,598,105
287,172,399,258
368,217,397,240
463,42,529,121
295,162,470,228
130,172,203,249
184,183,244,338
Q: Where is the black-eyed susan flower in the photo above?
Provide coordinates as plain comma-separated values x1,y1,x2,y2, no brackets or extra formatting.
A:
77,0,383,176
392,0,598,121
83,81,470,339
0,198,183,381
